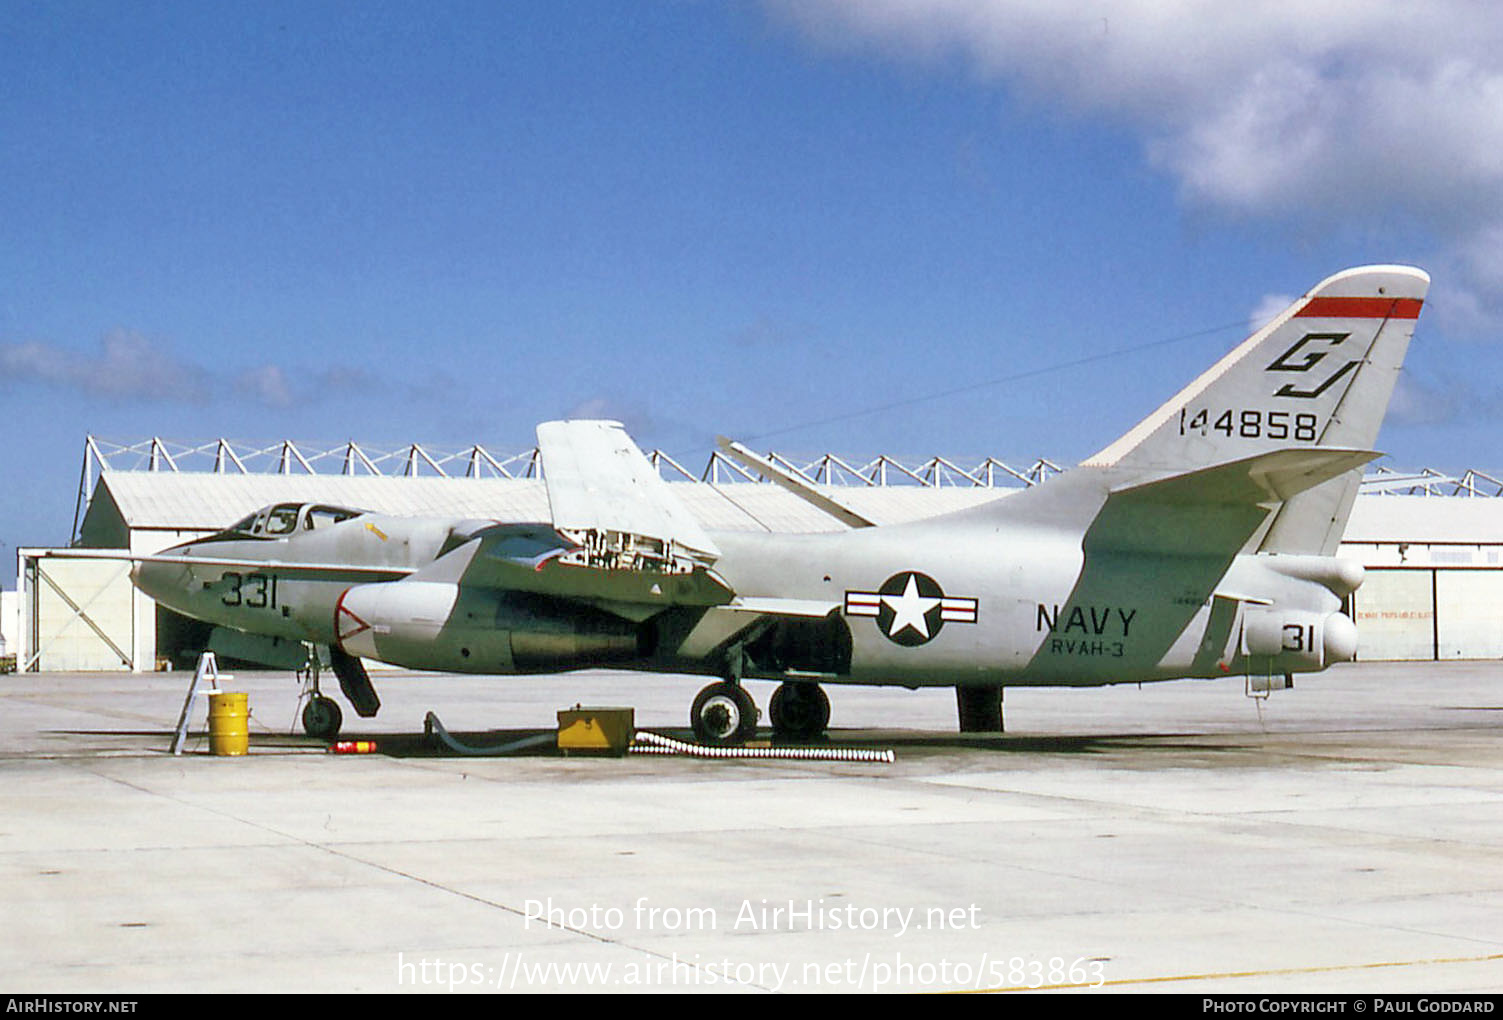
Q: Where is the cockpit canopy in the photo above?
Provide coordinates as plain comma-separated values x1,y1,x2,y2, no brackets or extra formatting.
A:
222,503,367,538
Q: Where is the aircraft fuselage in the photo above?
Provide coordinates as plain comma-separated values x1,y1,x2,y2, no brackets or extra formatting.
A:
134,507,1351,689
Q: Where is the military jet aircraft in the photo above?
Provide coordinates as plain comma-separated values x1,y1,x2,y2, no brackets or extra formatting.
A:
132,265,1428,744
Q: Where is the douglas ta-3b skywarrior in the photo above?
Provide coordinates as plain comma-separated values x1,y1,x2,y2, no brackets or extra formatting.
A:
133,266,1428,745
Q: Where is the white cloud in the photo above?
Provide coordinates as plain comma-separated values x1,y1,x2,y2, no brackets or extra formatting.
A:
566,397,616,421
1249,293,1295,333
0,329,206,400
235,364,296,409
1387,372,1456,426
564,396,660,436
765,1,1503,320
0,330,384,409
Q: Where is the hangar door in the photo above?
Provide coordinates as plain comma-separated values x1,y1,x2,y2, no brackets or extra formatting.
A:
22,553,138,671
1353,566,1503,661
1435,570,1503,660
1352,569,1434,661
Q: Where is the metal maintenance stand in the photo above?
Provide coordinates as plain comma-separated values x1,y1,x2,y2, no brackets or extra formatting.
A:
170,652,233,755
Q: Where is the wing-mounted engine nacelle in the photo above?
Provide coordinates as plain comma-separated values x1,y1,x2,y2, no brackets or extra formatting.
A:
335,580,650,674
1241,607,1358,672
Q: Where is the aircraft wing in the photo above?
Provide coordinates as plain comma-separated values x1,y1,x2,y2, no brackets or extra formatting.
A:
409,421,741,621
37,548,413,579
538,420,721,568
411,521,734,621
715,436,876,528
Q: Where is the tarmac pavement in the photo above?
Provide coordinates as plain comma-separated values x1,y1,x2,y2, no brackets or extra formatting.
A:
2,661,1501,993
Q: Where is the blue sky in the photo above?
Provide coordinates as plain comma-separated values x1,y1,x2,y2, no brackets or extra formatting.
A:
3,1,1502,566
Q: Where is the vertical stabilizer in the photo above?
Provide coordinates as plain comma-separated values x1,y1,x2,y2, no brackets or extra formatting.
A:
1082,266,1428,552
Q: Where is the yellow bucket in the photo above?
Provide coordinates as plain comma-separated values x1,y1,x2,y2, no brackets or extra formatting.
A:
207,692,249,756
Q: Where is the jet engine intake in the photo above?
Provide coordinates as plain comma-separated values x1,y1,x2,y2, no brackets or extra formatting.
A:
335,581,648,673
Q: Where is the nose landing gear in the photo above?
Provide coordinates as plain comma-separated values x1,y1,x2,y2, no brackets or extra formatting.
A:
297,646,345,739
301,694,343,739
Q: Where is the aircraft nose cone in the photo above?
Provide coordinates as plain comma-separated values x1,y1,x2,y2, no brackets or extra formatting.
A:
130,558,187,609
129,558,162,597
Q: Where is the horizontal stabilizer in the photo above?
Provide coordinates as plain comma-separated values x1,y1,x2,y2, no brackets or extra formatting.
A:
1108,448,1380,508
538,420,721,567
1086,448,1378,558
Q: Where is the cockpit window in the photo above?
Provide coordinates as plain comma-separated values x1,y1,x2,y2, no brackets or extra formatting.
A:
226,512,259,535
304,505,363,530
219,502,367,538
265,504,301,535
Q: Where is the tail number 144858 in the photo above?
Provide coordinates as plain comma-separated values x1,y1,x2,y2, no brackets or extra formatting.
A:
1179,408,1318,441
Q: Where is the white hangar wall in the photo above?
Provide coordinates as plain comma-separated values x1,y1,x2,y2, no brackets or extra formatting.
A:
18,551,140,671
1338,496,1503,662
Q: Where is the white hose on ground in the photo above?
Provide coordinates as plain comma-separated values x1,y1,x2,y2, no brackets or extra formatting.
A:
630,730,894,763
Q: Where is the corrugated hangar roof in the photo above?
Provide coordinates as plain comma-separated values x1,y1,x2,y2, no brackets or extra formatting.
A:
71,436,1503,550
78,471,1008,547
79,466,1503,549
88,473,552,533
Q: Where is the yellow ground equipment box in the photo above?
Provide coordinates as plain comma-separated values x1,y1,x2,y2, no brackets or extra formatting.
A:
557,706,635,755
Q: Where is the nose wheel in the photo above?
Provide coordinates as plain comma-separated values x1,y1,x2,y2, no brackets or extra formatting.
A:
690,681,758,746
296,647,344,738
301,695,343,739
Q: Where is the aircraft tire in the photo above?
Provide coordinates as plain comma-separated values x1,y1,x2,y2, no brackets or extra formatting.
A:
302,695,343,739
769,682,830,740
690,681,758,746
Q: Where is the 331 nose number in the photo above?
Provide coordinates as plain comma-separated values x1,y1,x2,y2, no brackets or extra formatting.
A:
220,571,279,610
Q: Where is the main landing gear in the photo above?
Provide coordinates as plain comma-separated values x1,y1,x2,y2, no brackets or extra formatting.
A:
690,681,759,746
688,679,832,746
768,681,830,741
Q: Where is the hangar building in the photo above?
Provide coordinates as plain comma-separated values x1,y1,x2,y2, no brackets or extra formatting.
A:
15,437,1503,671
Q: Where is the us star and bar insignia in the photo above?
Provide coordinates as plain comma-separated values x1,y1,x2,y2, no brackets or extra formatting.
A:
844,571,978,646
